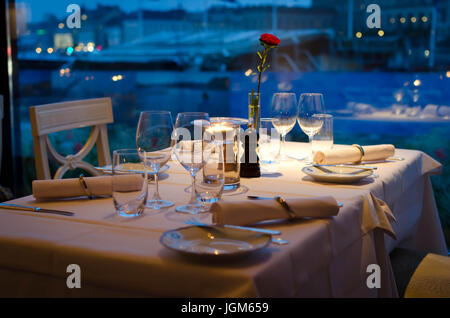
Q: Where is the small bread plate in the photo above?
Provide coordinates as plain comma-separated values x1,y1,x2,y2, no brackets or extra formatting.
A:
160,225,271,259
96,163,169,176
302,165,374,184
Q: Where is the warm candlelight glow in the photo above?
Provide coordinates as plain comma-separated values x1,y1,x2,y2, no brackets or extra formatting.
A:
207,123,234,133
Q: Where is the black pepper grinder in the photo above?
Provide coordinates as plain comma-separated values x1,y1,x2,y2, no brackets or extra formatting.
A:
239,127,261,178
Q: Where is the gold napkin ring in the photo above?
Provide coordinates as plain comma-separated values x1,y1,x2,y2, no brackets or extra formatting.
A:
78,174,93,200
352,144,365,163
274,196,296,220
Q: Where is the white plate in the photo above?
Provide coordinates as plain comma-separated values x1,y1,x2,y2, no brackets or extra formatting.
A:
160,225,271,259
302,165,373,184
96,163,170,175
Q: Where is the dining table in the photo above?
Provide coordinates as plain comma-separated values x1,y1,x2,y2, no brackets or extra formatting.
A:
0,142,446,298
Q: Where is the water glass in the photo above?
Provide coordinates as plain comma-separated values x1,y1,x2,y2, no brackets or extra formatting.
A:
258,118,280,164
112,149,148,218
312,114,333,152
196,144,225,206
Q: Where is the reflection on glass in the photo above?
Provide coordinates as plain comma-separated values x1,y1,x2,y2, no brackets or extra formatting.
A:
7,1,450,240
312,114,333,152
258,118,280,165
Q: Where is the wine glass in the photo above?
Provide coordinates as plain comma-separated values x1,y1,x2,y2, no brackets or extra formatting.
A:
271,93,298,161
173,112,211,214
297,93,325,163
136,111,174,210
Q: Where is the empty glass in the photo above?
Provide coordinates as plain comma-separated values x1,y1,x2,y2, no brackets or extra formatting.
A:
136,111,174,210
112,149,148,218
173,112,211,214
271,93,298,161
312,114,333,152
258,118,280,164
298,93,325,163
196,143,225,207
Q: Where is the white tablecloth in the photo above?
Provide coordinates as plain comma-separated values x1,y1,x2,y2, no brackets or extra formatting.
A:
0,142,446,297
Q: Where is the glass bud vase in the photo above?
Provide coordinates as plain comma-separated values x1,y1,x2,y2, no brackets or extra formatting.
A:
248,92,261,130
240,92,261,178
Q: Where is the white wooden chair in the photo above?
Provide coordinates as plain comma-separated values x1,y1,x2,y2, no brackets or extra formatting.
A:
30,97,114,180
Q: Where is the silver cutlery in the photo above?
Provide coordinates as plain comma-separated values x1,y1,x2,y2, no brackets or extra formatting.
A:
270,237,289,245
0,203,75,216
386,156,405,161
184,217,281,235
312,164,371,175
247,196,344,208
314,164,378,170
185,217,288,245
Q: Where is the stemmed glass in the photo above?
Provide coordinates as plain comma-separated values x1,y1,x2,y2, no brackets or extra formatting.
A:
271,93,298,161
297,93,325,163
136,111,174,210
173,112,211,214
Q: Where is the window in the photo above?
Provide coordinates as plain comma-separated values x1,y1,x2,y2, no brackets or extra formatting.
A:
3,0,450,245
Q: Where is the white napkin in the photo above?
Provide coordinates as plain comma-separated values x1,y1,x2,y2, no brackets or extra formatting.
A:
211,196,339,226
32,175,144,200
313,144,395,165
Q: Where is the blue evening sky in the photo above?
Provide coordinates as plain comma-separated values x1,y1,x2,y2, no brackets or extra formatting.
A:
19,0,312,22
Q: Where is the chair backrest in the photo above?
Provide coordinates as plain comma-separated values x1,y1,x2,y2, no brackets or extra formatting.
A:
30,97,114,180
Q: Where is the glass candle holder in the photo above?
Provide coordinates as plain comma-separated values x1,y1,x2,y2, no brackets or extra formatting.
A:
206,119,241,191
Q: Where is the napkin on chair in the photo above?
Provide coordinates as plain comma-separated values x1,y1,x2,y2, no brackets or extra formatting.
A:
313,144,395,165
211,196,340,226
32,175,144,200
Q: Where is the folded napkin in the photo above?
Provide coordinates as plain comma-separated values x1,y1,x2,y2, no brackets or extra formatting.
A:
211,196,339,226
313,144,395,165
32,175,143,200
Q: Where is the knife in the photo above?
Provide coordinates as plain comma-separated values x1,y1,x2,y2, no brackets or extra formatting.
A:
0,203,75,216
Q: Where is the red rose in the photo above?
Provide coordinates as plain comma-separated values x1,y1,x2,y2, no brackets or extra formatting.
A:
259,33,280,47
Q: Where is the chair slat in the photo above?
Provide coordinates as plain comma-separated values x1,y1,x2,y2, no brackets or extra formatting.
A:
29,97,114,180
30,98,113,136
